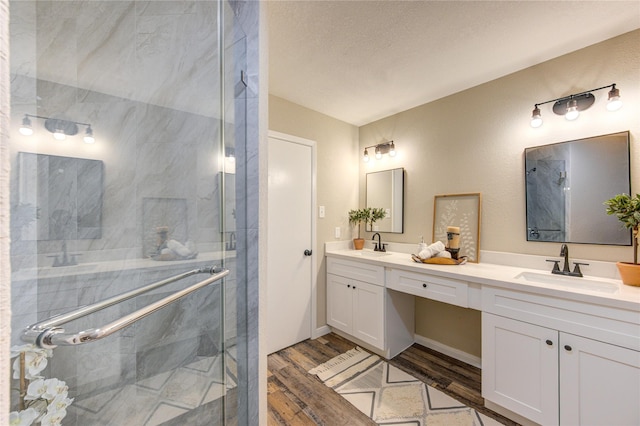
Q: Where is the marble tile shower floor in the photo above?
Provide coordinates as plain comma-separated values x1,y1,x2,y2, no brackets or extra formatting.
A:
69,351,237,425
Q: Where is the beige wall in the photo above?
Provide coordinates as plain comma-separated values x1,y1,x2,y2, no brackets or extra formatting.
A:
359,30,640,357
269,29,640,358
268,95,360,326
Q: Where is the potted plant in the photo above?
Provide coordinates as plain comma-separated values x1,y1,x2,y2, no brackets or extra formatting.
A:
348,207,387,250
367,207,386,232
604,193,640,286
348,208,368,250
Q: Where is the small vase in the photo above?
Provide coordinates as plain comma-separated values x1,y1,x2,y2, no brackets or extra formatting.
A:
616,262,640,287
353,238,365,250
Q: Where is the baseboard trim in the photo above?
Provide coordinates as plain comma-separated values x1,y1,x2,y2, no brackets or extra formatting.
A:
414,334,481,368
312,325,331,339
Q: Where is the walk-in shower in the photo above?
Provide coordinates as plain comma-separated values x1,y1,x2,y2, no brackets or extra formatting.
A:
4,1,257,424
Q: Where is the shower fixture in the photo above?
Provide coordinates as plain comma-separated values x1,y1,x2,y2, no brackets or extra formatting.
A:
529,83,622,128
19,114,96,144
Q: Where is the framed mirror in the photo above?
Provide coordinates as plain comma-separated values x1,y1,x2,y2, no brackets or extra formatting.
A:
16,152,104,241
366,168,404,233
524,131,631,245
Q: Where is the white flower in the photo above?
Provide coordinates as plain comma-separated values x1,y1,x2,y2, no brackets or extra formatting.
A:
42,378,68,400
12,350,49,380
25,378,46,401
10,344,53,359
39,408,67,426
10,344,34,358
49,393,74,411
9,408,39,425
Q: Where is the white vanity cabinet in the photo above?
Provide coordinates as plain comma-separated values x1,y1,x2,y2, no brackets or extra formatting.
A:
327,272,384,348
482,288,640,426
326,256,414,358
326,257,385,349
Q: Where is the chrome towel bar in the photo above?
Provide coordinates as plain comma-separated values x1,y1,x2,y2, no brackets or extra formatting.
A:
22,266,229,349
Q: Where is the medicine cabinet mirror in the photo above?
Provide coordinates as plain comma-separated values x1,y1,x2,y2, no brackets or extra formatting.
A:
366,167,404,233
15,152,104,241
524,131,630,245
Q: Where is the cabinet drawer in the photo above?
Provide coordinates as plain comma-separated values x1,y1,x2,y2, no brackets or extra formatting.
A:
327,256,385,286
386,268,468,307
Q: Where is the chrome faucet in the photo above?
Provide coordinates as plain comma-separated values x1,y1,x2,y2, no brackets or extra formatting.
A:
372,232,386,252
546,244,588,277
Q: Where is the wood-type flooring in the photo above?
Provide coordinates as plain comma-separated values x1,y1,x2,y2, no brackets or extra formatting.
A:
267,333,519,425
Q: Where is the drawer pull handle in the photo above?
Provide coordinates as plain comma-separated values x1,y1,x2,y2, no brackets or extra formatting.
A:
422,283,427,288
353,286,356,289
564,345,572,352
546,339,553,346
347,284,351,288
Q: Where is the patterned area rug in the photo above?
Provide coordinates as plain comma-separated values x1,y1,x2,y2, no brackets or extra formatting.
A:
309,347,502,426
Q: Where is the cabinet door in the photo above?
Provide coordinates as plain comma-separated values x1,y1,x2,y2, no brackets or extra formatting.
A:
352,280,384,349
327,273,353,332
482,313,559,426
560,333,640,426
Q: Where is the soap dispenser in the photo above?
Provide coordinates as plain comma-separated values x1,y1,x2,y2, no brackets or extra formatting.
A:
418,236,427,253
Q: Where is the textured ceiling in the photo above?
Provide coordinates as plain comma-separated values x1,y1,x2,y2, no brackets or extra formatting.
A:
268,1,640,126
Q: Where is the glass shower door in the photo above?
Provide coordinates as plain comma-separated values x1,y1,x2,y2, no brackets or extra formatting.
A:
7,1,245,424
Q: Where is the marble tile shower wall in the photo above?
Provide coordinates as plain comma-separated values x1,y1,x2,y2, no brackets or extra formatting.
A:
10,1,231,270
8,1,243,416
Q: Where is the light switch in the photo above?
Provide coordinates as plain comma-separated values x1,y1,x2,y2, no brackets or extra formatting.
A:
335,227,341,238
319,205,325,218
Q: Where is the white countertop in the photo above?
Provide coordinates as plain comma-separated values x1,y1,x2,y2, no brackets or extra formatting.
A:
12,251,230,281
325,246,640,311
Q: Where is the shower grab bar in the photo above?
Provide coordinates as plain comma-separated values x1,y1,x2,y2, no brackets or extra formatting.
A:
22,266,229,349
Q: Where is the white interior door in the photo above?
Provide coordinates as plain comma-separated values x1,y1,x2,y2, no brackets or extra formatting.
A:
267,132,315,354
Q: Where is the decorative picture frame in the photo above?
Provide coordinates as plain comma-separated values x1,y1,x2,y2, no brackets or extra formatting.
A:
433,193,482,263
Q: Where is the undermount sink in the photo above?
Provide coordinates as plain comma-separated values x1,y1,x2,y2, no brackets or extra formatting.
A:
514,271,619,294
352,250,392,258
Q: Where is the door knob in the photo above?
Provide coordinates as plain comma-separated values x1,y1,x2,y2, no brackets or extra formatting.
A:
304,249,312,256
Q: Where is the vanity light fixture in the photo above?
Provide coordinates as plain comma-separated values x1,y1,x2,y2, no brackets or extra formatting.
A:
362,141,396,162
19,114,96,144
530,83,622,128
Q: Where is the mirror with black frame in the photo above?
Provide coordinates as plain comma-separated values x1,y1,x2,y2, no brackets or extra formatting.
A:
366,167,404,233
525,131,631,245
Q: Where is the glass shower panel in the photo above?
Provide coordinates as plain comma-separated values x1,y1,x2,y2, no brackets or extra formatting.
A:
8,1,242,424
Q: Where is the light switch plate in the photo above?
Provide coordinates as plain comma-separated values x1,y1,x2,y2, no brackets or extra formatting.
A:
335,227,341,238
319,205,325,218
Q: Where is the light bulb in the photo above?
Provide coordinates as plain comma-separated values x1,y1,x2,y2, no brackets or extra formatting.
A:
19,115,34,136
530,106,543,128
53,130,66,140
388,142,396,157
375,146,382,160
565,99,579,121
607,86,622,112
363,149,369,162
83,126,95,144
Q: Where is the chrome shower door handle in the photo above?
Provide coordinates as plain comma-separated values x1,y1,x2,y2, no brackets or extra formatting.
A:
23,267,229,349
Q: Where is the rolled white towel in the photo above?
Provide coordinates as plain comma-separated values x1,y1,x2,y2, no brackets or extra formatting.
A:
418,241,446,259
167,239,193,257
435,250,452,259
